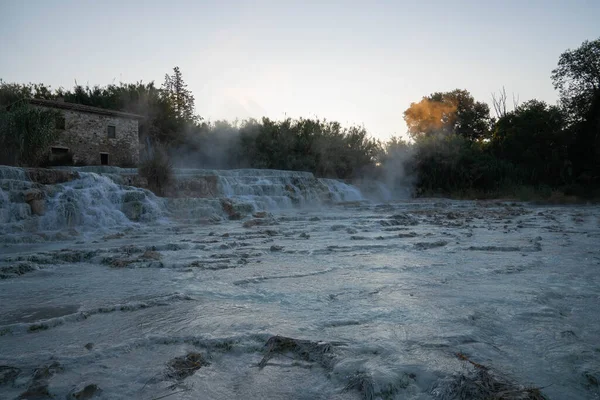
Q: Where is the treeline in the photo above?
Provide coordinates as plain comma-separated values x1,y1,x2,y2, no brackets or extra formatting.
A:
0,69,380,179
1,37,599,199
395,35,599,198
173,118,380,179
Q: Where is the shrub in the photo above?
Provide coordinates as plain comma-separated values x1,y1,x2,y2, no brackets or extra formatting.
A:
0,102,60,166
138,146,173,196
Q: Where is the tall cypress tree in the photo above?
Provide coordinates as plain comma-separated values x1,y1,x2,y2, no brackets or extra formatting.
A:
162,66,196,122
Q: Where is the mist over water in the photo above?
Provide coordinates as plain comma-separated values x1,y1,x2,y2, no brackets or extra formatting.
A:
1,166,599,399
0,166,371,240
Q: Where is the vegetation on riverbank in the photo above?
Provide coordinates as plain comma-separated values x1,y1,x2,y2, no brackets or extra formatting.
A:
0,102,59,166
1,38,598,200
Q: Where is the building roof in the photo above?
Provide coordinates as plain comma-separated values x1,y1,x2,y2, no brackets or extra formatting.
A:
27,98,145,119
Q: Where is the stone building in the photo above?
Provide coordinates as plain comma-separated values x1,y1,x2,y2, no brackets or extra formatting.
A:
29,99,143,166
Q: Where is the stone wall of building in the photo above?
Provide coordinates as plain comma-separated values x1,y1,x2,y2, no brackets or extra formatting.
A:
38,107,140,166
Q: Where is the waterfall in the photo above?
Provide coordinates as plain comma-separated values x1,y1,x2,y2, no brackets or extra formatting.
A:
39,173,165,230
0,166,368,238
0,166,165,238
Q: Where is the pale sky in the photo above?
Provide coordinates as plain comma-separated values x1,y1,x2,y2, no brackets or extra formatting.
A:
1,0,598,140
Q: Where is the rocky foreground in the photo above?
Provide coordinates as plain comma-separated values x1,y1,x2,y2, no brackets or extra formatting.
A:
1,198,599,399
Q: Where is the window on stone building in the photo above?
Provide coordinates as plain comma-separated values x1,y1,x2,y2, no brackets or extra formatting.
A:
107,125,116,138
55,115,66,130
100,153,109,165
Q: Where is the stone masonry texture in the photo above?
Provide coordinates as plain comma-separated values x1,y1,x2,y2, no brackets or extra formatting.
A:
38,107,140,166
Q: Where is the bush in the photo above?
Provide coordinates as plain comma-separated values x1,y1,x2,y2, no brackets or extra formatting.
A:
138,146,173,196
0,102,60,167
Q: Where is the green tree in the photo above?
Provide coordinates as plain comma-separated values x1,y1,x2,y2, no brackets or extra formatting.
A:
551,38,600,122
404,89,492,141
0,102,59,166
491,100,569,185
162,66,196,122
552,37,600,185
0,81,56,106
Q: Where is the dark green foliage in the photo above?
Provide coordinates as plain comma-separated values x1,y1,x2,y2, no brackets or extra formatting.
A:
0,84,59,166
552,37,600,186
174,117,380,179
551,38,600,122
396,36,600,198
139,146,173,196
0,102,60,166
491,100,570,186
572,91,600,186
1,37,599,199
162,66,197,123
0,75,379,179
406,134,519,195
0,80,55,106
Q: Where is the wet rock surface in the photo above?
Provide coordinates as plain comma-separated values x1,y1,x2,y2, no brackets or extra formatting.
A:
166,352,210,381
0,366,21,386
0,200,599,399
15,362,63,399
25,168,80,185
0,262,38,279
67,383,101,399
258,335,339,370
431,353,549,400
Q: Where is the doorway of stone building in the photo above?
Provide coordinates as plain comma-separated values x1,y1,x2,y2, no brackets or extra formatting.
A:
100,153,109,165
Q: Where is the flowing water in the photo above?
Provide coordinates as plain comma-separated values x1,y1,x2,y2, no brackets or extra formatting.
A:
0,167,599,399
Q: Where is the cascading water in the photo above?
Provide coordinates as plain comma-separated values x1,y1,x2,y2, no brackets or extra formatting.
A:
39,173,165,231
0,166,367,240
0,167,166,241
0,167,36,233
177,168,365,209
203,169,364,210
1,165,598,400
158,168,368,220
321,178,364,202
0,187,11,224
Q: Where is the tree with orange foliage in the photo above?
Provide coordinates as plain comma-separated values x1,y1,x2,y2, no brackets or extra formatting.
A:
403,89,492,141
